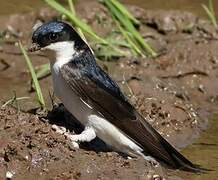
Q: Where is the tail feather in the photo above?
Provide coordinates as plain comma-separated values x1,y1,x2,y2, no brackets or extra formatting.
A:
133,112,206,172
158,136,202,172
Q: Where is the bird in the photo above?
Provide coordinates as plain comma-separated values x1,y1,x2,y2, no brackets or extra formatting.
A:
29,21,201,172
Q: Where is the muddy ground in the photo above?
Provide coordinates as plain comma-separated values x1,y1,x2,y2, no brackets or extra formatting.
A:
0,1,218,179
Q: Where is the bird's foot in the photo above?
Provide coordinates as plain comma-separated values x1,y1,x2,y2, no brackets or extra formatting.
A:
52,124,67,134
52,125,96,149
66,127,96,142
51,124,80,149
64,132,80,149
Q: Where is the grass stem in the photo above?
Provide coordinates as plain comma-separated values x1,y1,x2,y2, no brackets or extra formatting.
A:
202,0,218,29
19,42,45,109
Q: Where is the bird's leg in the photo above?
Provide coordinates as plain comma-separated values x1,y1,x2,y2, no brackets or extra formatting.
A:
65,127,96,148
52,124,67,134
51,124,79,148
52,125,96,148
65,126,96,143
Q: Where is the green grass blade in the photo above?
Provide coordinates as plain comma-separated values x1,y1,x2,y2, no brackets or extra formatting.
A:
68,0,83,37
19,42,45,108
2,96,30,108
202,1,218,28
209,0,217,28
209,0,215,17
110,0,140,25
103,0,157,57
68,0,76,16
31,63,50,92
45,0,126,57
36,63,50,79
67,0,89,44
116,19,142,56
44,0,108,45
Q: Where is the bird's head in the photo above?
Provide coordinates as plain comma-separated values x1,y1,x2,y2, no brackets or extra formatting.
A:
29,21,88,62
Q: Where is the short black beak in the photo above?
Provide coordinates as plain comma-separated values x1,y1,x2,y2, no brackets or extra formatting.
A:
28,43,41,52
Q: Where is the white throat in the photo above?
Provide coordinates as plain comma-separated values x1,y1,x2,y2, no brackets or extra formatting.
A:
44,41,76,68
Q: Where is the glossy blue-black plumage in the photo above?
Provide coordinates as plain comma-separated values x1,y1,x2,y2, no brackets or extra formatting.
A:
69,50,129,105
32,21,86,50
33,21,65,37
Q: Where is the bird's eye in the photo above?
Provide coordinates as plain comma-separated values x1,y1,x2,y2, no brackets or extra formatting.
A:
49,33,59,41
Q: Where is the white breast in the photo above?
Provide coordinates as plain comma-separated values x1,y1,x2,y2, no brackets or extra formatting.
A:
46,41,92,124
51,62,93,125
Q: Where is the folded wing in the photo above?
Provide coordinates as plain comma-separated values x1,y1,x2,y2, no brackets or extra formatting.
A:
60,53,199,172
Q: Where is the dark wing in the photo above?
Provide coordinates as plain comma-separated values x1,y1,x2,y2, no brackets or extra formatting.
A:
60,58,198,171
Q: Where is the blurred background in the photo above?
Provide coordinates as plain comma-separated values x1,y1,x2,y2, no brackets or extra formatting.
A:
0,0,218,17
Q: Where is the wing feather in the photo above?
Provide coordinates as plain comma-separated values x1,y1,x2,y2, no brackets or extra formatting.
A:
59,57,197,171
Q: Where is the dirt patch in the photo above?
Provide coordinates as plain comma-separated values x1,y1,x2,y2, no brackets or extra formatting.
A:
0,107,167,180
0,1,218,179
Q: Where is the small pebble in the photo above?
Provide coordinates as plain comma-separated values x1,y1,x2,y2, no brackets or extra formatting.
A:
6,171,13,179
153,174,161,180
